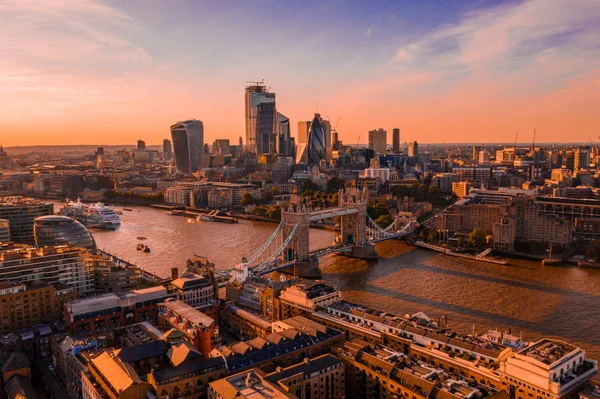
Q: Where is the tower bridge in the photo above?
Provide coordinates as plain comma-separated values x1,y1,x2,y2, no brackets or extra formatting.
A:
234,187,416,282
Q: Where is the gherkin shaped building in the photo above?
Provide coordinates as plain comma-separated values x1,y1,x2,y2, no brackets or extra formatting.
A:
307,114,326,165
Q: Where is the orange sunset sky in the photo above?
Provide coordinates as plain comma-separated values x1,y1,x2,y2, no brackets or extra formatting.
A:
0,0,599,146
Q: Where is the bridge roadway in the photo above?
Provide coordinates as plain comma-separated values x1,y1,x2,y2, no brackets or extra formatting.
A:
252,244,355,276
308,206,358,222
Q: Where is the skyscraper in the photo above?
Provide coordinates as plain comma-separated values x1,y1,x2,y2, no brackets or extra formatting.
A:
277,112,294,158
321,118,332,162
245,82,276,154
368,128,387,154
170,119,204,173
163,139,172,160
137,140,146,150
408,141,419,158
392,128,400,152
307,113,326,165
297,121,311,144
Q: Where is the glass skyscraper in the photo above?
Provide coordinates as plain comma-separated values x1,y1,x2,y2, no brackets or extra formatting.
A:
170,119,204,173
245,83,276,155
307,113,326,165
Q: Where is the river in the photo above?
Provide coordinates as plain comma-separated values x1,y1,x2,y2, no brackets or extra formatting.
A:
89,204,600,359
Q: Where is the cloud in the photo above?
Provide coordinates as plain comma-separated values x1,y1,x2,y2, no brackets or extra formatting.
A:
0,0,154,119
393,0,600,92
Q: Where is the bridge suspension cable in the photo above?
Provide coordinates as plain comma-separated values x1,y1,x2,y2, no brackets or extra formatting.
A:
244,222,283,265
252,224,299,275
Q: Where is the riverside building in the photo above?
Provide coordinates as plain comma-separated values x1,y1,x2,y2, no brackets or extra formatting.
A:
0,197,53,243
0,243,91,294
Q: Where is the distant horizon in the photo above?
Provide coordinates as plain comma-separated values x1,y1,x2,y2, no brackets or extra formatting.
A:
1,0,599,146
3,141,595,150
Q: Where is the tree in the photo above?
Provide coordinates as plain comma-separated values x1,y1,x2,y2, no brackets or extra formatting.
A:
302,179,320,193
271,186,278,196
468,228,487,247
327,177,342,192
241,193,255,206
457,236,466,248
375,215,393,229
266,204,281,220
367,203,389,220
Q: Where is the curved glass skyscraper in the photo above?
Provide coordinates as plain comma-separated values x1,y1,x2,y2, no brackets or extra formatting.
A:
170,120,204,173
307,114,326,165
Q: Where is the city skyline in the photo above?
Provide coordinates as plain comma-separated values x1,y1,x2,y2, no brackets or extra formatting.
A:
1,0,599,146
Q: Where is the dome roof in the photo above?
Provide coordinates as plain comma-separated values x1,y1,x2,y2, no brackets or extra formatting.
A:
0,146,7,157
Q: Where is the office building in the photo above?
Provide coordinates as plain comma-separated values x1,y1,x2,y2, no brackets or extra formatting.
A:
322,118,332,162
277,112,294,157
392,128,400,152
307,114,326,165
213,139,231,155
34,215,97,252
85,254,138,294
64,286,172,333
368,128,387,154
362,157,391,182
169,273,215,309
0,197,54,244
0,219,9,243
452,181,471,198
0,243,91,294
408,140,419,158
575,146,591,170
245,82,277,154
137,140,146,150
479,150,490,164
170,119,204,173
208,354,344,399
162,139,172,160
297,121,311,144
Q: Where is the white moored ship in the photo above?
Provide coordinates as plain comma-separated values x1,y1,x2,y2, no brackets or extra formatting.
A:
58,199,121,230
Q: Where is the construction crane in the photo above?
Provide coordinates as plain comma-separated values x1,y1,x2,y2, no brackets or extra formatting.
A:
333,116,342,132
514,131,519,153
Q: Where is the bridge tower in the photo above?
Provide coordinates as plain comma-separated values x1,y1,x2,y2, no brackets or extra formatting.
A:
281,191,311,262
338,185,368,245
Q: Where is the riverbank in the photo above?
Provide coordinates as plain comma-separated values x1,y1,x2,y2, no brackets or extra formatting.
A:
413,241,509,265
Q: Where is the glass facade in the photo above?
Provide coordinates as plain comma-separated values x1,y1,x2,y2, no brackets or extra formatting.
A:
308,114,326,165
34,215,96,252
170,120,204,173
245,84,276,155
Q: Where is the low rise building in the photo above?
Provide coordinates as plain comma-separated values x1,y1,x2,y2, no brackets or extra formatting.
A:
499,339,597,399
220,303,272,340
0,243,91,294
158,299,220,357
279,280,341,319
211,317,344,374
0,281,76,334
170,273,215,309
64,286,173,333
85,254,138,294
208,354,344,399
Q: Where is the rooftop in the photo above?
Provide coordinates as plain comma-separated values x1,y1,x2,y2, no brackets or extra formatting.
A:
160,299,215,329
519,339,579,366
